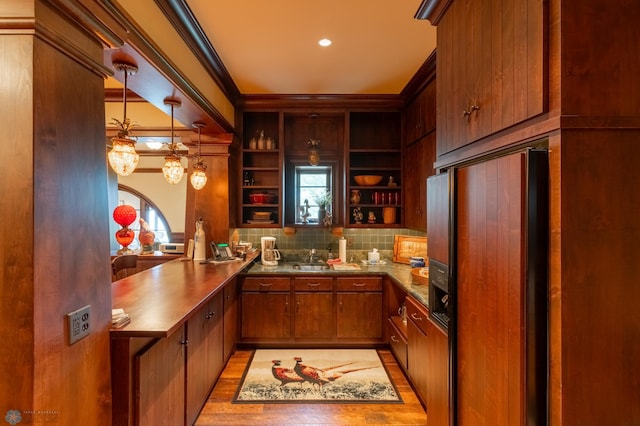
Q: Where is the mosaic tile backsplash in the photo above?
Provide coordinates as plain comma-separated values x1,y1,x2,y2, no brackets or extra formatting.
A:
236,227,425,262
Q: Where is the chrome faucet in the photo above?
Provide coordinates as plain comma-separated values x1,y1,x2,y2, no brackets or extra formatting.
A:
309,248,317,263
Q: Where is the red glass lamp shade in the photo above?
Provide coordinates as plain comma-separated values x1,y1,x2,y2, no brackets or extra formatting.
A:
115,227,135,247
113,205,136,227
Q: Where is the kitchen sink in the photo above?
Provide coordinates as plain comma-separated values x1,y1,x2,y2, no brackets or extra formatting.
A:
290,263,330,271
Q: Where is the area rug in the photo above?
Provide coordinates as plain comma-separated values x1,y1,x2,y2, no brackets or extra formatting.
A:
232,349,402,403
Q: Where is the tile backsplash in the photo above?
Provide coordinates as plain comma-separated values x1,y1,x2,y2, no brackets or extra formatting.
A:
236,227,425,260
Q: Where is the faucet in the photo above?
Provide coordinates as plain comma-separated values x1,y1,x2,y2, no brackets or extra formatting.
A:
309,248,317,263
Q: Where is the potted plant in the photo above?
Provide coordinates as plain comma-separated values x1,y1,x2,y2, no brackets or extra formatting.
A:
313,190,332,223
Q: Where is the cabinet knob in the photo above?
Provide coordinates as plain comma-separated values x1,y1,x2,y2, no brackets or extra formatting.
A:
462,105,480,120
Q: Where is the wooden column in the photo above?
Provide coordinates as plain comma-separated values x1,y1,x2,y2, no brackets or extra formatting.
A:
184,133,234,247
0,1,125,424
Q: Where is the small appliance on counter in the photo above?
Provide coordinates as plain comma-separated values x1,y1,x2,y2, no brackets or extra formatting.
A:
260,236,281,266
159,242,184,254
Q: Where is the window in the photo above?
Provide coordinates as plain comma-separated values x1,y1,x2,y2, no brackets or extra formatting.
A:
117,185,172,250
295,165,332,224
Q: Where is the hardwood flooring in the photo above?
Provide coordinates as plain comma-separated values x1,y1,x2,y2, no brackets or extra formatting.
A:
195,349,427,425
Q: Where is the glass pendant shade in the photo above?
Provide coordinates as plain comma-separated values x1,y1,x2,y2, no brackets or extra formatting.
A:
109,137,139,176
163,154,184,184
190,162,207,190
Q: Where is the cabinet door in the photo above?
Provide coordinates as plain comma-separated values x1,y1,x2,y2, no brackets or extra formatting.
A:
337,292,383,339
404,133,436,231
136,329,185,426
436,0,544,154
426,172,449,264
223,279,238,362
407,316,428,405
186,294,224,426
426,317,449,426
294,292,335,339
455,152,530,425
241,292,291,340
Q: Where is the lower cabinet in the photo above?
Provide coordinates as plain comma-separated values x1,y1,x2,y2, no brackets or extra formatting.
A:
293,277,334,340
186,292,224,425
426,315,449,426
336,277,383,341
114,283,237,426
240,276,291,342
388,317,408,371
239,274,384,345
135,329,186,426
407,296,429,404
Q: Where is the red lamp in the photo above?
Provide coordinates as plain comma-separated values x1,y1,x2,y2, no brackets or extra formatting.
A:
113,204,137,254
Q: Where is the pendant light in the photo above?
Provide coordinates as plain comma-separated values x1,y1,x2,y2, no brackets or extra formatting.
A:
190,122,208,190
108,60,140,176
162,98,184,185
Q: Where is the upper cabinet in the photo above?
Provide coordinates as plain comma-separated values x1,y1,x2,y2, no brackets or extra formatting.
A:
238,106,403,228
240,112,283,227
436,0,545,155
403,77,437,232
403,80,437,145
347,112,402,227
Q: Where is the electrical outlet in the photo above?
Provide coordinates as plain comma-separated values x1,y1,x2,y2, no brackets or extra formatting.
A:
67,305,91,345
347,237,354,247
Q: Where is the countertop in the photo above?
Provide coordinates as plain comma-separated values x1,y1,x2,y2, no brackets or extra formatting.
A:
244,259,429,307
111,252,260,338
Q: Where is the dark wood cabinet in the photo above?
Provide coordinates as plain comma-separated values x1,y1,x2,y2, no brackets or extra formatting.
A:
388,317,408,371
135,328,186,426
222,278,238,363
455,151,547,426
436,0,544,155
293,277,335,339
426,316,449,426
240,112,283,227
186,293,224,425
347,112,402,227
426,172,449,265
404,79,437,145
240,275,385,345
404,132,436,231
406,296,429,405
336,277,383,341
240,276,291,342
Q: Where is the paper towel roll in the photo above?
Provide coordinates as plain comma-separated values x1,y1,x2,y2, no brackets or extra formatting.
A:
339,238,347,262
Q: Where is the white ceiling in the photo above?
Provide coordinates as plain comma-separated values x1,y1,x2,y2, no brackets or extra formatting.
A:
184,0,437,95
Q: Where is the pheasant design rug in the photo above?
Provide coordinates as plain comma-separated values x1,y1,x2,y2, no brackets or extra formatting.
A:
232,349,402,403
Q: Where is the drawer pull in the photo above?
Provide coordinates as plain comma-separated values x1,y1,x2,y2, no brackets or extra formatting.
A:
390,335,399,343
259,282,273,287
352,282,367,287
307,282,321,287
411,312,423,321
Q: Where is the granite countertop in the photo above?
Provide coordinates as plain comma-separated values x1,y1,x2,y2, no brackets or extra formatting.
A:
244,259,429,307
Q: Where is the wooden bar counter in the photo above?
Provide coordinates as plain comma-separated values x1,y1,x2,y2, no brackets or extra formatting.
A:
110,252,258,426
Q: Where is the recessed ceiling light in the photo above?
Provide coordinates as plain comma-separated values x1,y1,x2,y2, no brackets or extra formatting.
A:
318,38,332,47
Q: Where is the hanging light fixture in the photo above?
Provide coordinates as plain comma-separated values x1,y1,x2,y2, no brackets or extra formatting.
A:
190,122,208,190
108,60,140,176
162,98,184,185
307,113,320,166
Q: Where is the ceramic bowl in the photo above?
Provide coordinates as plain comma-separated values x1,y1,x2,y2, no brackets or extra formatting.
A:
354,175,383,186
249,193,273,204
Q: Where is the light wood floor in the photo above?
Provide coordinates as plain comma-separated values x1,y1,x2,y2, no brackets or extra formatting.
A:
195,349,427,425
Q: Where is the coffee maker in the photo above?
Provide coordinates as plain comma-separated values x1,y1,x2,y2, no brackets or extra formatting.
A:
260,236,281,266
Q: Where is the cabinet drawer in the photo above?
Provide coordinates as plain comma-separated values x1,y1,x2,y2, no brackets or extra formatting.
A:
293,277,333,292
406,296,429,335
388,318,408,371
336,276,382,292
242,276,290,292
